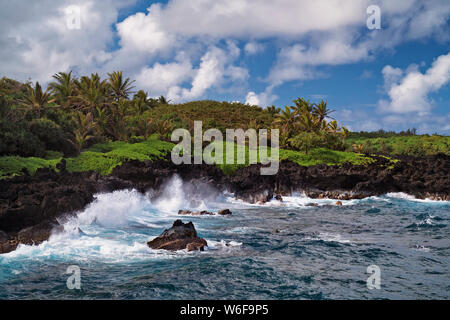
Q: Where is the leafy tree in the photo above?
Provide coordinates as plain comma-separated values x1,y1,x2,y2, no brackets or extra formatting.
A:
289,132,325,155
29,118,67,153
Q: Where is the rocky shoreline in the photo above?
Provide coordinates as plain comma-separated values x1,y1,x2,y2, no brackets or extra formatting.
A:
1,154,449,254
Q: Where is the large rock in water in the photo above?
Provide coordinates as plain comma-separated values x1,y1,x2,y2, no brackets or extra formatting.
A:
0,219,63,254
147,220,207,252
16,219,63,245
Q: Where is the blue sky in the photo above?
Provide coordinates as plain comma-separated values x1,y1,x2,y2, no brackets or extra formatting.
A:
1,0,449,134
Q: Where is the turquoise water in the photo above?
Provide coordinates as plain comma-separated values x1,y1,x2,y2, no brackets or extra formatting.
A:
0,175,449,299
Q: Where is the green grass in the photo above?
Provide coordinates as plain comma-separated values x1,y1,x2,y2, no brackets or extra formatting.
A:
0,156,62,180
201,141,376,174
0,137,174,179
346,135,450,156
0,137,401,179
279,148,375,166
66,137,174,175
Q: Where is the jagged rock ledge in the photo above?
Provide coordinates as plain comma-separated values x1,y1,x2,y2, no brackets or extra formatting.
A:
0,153,449,253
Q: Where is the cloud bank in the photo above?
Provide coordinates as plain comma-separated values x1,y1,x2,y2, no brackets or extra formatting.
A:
0,0,449,133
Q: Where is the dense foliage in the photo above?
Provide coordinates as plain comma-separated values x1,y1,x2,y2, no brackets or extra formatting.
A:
0,72,448,179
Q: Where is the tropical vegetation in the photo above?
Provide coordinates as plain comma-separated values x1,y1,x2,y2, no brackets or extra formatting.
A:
0,72,448,179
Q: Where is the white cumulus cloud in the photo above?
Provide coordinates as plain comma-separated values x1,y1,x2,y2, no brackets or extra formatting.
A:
378,52,450,114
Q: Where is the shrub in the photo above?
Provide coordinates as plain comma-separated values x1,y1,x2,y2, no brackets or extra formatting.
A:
0,120,46,157
289,132,326,154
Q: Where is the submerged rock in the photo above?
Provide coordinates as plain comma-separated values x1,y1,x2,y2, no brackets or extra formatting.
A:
178,209,232,216
178,209,214,216
1,153,449,255
305,202,319,207
275,194,283,202
147,220,207,251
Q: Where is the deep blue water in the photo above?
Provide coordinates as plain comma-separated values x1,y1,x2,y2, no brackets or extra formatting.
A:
0,175,449,299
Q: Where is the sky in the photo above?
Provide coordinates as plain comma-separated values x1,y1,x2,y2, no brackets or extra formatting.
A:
0,0,449,134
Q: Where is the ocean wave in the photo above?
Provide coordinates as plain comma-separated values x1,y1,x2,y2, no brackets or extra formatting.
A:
302,232,353,245
385,192,449,203
225,193,360,208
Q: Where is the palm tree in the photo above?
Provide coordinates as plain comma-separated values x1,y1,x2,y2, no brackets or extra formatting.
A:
107,71,135,101
158,95,170,104
296,112,319,132
73,73,110,114
20,81,54,117
132,90,152,115
105,98,130,141
341,126,350,138
292,98,313,116
156,119,174,139
352,143,365,154
274,106,296,136
313,100,335,122
136,118,155,139
266,105,281,117
68,112,95,153
93,106,109,137
248,119,264,131
327,120,339,134
49,71,75,107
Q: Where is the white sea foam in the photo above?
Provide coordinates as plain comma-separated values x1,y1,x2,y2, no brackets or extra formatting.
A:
2,177,242,262
411,245,431,252
65,189,151,228
303,232,353,244
385,192,449,203
225,192,359,208
206,239,243,250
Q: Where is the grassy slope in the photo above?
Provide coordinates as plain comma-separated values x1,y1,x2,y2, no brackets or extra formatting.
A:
0,137,174,179
0,156,62,179
346,135,450,155
200,141,376,175
65,138,174,175
0,138,379,179
145,100,274,131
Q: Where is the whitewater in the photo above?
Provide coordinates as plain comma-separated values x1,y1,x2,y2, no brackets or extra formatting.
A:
0,175,449,299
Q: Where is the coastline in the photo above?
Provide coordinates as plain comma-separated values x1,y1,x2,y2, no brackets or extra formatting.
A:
1,153,449,254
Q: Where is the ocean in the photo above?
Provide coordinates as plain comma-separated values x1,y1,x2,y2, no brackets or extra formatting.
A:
0,175,449,299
